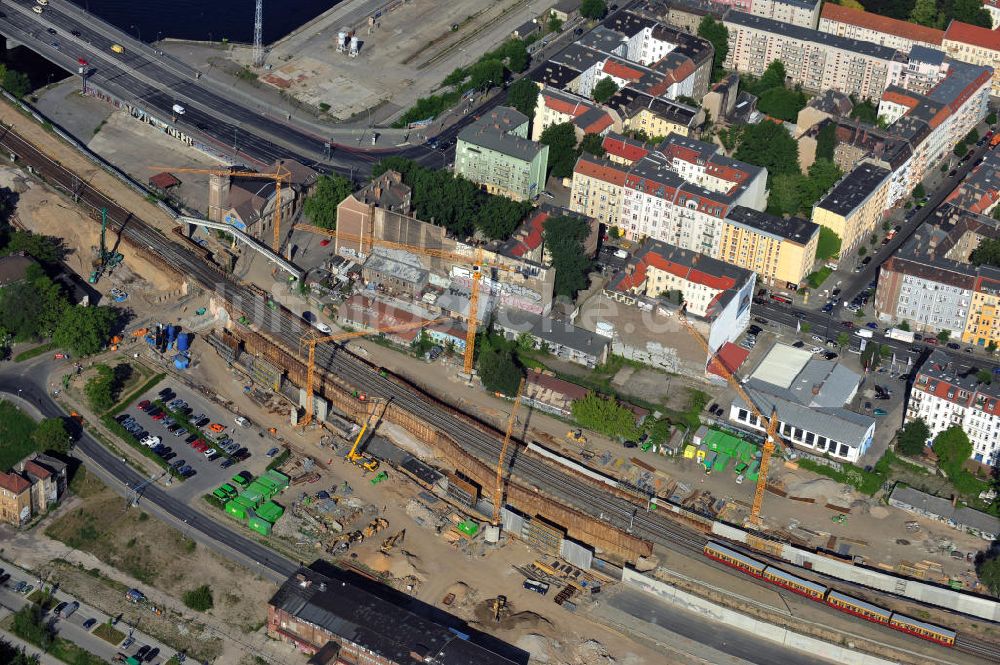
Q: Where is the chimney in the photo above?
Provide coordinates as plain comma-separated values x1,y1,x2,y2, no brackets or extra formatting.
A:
374,185,382,200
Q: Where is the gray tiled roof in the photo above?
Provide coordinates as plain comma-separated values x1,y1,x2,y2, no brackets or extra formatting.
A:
889,485,1000,537
725,206,818,245
458,108,545,163
496,309,611,357
724,11,902,60
733,389,874,449
815,162,891,217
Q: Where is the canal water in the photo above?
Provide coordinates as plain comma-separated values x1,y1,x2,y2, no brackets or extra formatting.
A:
66,0,341,43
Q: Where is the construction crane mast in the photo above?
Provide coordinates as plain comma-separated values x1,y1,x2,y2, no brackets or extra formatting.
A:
298,318,445,427
493,377,526,527
156,165,291,253
295,224,519,377
253,0,264,67
677,310,786,527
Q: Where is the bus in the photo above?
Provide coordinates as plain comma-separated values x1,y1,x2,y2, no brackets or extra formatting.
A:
770,293,793,305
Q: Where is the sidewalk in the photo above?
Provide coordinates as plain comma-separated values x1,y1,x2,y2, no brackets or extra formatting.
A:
0,620,65,665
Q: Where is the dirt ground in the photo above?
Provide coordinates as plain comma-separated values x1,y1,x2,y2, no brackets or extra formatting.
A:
3,468,282,664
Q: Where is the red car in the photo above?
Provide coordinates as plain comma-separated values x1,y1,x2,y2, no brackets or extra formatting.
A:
925,338,939,346
193,441,209,452
151,411,167,421
841,320,855,329
137,400,151,411
319,239,331,246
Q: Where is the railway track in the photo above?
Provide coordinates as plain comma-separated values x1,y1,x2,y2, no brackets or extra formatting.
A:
4,123,1000,662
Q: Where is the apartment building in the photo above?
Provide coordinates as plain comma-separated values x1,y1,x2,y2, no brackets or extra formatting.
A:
730,343,875,463
531,86,620,141
811,161,891,256
985,0,1000,29
605,238,756,351
817,4,944,53
455,106,549,201
269,565,519,665
720,206,819,288
748,0,820,28
208,159,317,242
947,150,1000,217
942,20,1000,96
570,152,630,227
723,11,906,101
907,349,1000,465
0,454,67,526
609,88,704,140
334,170,415,259
875,205,998,340
601,132,652,166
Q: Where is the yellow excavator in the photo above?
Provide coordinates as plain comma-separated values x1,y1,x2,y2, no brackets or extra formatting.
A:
346,400,387,472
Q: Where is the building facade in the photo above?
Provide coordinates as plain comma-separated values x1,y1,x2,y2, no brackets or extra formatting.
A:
0,454,67,526
455,107,549,201
811,161,891,256
720,206,819,288
817,4,944,53
942,20,1000,96
907,349,1000,465
723,11,905,101
531,86,620,141
748,0,820,27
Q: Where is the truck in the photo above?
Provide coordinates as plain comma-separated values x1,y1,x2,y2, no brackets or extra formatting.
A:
60,601,79,619
172,103,186,115
855,328,874,339
886,327,915,343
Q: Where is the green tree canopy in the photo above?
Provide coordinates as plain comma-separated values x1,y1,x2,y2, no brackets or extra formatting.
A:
766,173,802,217
84,364,129,413
898,321,911,331
0,267,67,342
543,214,593,298
913,183,926,200
909,0,938,26
816,227,842,261
507,78,540,119
592,76,618,103
539,122,580,179
53,305,118,357
977,554,1000,597
815,122,837,162
33,417,70,453
469,59,505,90
978,369,993,385
0,635,40,665
579,133,606,157
934,426,972,477
182,585,215,612
1,230,64,264
850,98,879,125
949,0,993,27
571,393,640,441
580,0,608,19
937,329,951,342
697,17,729,80
547,15,563,33
303,174,353,230
757,86,806,122
0,65,31,98
836,331,851,349
803,159,843,204
897,418,930,456
478,347,523,395
734,121,800,176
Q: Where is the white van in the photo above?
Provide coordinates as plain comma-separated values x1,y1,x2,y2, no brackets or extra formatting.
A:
172,104,186,115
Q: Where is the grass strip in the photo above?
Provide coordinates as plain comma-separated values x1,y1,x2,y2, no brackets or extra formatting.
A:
14,341,58,362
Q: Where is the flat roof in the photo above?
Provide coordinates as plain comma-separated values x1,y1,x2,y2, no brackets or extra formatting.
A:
750,344,813,389
726,206,818,245
815,162,891,217
725,11,902,60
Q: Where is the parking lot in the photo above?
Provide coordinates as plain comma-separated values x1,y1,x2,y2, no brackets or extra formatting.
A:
116,382,278,500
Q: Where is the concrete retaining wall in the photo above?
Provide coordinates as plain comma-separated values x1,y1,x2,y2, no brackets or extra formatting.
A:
622,567,901,665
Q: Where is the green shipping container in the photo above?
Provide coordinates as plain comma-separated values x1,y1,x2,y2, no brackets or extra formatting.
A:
225,499,248,521
712,453,731,472
455,520,479,536
248,480,274,498
265,469,290,489
241,488,264,507
126,658,142,665
248,515,272,536
256,477,279,495
257,501,284,523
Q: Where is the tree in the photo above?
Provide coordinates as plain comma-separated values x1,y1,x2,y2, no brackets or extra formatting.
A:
697,17,728,80
937,329,951,342
0,636,40,665
861,342,881,369
898,321,910,331
858,246,867,257
469,59,505,90
580,0,607,20
1,66,31,98
800,322,812,334
473,195,531,240
803,159,843,206
579,133,606,157
10,603,53,651
757,86,806,122
478,347,522,395
989,340,998,354
766,173,803,216
733,121,800,176
836,332,851,349
543,214,593,298
988,112,997,126
850,98,879,125
591,76,618,103
571,393,640,441
934,426,972,477
2,231,64,264
539,122,579,179
182,585,214,612
501,39,529,73
547,15,563,33
815,122,837,162
909,0,938,26
507,78,539,119
897,418,930,456
0,268,67,342
913,183,926,200
954,141,968,157
978,555,1000,597
85,365,117,413
978,369,993,385
964,128,979,145
970,238,1000,267
53,305,118,357
33,417,69,453
950,0,993,27
303,174,353,230
816,227,842,261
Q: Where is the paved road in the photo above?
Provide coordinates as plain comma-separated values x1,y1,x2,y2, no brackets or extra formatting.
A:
606,588,838,665
0,359,297,584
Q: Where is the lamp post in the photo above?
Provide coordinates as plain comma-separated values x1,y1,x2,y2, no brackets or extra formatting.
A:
130,25,141,42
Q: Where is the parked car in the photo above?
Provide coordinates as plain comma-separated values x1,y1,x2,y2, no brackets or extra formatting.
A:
946,342,961,350
235,416,251,428
137,400,151,411
141,436,161,447
157,388,174,399
83,618,97,630
266,447,280,458
220,458,235,469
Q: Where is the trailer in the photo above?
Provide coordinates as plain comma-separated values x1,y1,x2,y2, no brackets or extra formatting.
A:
886,328,915,343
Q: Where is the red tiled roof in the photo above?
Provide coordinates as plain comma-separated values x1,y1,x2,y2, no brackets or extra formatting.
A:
602,134,649,163
615,246,736,293
0,471,30,494
542,94,589,117
506,209,548,258
23,461,51,480
581,114,613,134
944,20,1000,50
821,4,944,45
525,368,590,401
602,60,643,81
880,90,920,109
573,155,628,186
708,342,750,379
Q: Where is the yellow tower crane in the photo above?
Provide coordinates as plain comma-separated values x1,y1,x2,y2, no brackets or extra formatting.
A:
295,224,521,377
493,377,526,527
678,310,785,527
155,164,291,253
297,318,444,427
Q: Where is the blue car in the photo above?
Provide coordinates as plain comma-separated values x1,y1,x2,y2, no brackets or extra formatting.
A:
866,322,878,330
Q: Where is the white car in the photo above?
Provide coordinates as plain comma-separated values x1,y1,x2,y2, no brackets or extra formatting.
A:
234,416,251,428
141,436,161,448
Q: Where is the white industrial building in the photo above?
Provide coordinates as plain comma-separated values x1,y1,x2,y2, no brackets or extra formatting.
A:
729,344,876,463
906,349,1000,465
